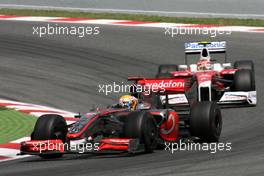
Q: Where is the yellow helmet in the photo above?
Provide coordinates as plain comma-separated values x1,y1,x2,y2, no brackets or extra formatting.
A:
119,95,138,110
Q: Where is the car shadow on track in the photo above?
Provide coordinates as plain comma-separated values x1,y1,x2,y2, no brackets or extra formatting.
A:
20,152,153,163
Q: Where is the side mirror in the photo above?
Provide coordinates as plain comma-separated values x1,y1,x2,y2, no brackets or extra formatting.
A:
222,63,232,68
179,65,188,70
74,112,82,118
190,64,197,72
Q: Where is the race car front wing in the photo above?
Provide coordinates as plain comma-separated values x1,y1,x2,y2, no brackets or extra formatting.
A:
218,91,257,105
159,91,256,107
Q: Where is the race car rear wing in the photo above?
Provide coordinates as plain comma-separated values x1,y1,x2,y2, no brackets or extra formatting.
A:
184,41,227,64
128,77,187,109
128,77,197,109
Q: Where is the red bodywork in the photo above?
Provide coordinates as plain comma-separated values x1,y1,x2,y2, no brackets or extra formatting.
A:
129,67,237,94
20,140,64,154
169,68,237,90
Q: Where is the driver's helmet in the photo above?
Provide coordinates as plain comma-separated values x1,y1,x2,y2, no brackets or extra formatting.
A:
197,47,211,71
119,95,138,110
197,59,211,71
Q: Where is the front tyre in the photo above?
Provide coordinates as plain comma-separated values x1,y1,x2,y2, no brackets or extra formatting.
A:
31,114,67,159
124,111,158,153
190,102,222,142
232,69,255,91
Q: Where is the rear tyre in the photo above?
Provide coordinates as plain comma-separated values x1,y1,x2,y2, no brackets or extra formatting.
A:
156,64,178,78
232,69,255,91
124,111,158,153
234,60,254,72
190,102,222,142
31,114,67,159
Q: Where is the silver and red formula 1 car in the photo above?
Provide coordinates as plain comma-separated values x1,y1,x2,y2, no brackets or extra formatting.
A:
19,85,222,159
155,41,256,107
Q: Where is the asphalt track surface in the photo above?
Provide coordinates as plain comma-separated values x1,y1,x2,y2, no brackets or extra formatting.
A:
0,21,263,176
0,0,264,19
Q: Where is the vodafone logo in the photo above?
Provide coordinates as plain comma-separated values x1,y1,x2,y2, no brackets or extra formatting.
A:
145,80,185,89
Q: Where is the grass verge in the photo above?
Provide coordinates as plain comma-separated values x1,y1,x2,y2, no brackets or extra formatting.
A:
0,8,264,27
0,107,36,144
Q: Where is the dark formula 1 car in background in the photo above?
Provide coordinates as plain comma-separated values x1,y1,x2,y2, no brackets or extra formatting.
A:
155,41,256,107
19,80,222,159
